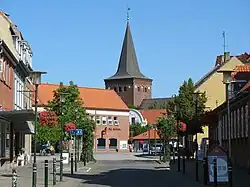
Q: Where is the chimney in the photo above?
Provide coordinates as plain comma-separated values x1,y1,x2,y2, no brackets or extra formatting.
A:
224,52,230,62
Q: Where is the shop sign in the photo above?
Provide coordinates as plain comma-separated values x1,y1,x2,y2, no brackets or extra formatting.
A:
207,145,228,183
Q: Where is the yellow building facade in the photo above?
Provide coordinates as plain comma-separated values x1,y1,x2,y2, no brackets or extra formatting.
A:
194,55,244,145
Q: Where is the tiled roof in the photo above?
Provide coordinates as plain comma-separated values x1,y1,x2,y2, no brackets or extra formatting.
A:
139,109,167,125
37,83,129,111
140,97,173,109
132,129,160,140
234,64,250,72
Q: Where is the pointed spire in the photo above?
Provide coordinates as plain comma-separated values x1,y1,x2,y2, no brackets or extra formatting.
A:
105,16,150,80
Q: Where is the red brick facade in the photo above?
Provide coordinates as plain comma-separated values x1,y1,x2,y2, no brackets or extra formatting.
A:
0,55,14,111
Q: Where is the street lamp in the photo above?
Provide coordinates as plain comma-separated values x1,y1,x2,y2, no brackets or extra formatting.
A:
30,71,47,187
59,90,68,182
173,94,181,172
217,69,234,187
193,92,202,182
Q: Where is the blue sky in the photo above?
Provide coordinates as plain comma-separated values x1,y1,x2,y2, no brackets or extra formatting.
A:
1,0,250,97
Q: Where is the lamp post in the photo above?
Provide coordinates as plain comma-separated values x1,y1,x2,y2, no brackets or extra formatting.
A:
30,71,46,187
193,92,202,182
59,91,67,182
217,69,234,187
173,94,181,172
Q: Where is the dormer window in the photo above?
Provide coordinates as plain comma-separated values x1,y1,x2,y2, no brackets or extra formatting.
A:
119,87,122,92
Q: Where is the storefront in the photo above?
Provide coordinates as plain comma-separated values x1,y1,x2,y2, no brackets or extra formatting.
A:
0,110,35,169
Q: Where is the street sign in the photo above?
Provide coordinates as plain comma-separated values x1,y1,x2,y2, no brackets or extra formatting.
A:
207,145,228,183
69,129,76,135
75,129,83,135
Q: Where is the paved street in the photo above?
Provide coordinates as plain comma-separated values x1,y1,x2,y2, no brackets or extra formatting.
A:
64,159,204,187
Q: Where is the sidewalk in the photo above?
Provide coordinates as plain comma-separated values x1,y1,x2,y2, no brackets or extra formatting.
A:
170,159,250,187
0,161,88,187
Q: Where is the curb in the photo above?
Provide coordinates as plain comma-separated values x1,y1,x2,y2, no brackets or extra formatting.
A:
155,160,162,164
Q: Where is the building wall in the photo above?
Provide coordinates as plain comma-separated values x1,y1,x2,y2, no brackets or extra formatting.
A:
87,109,130,152
105,79,134,106
0,12,19,59
213,96,250,170
0,53,14,110
133,79,152,107
195,57,244,145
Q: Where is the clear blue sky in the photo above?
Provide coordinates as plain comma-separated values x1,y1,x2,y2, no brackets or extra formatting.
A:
1,0,250,98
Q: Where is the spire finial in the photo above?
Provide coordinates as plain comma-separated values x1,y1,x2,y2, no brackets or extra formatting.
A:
222,31,227,53
127,6,130,22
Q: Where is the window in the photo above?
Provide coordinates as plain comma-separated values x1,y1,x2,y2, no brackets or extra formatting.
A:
131,117,136,124
102,116,107,125
114,116,119,125
114,87,117,92
144,87,147,92
245,105,248,138
241,106,244,138
96,116,101,125
97,138,106,150
124,86,127,91
108,116,113,125
119,87,122,92
0,59,3,72
237,109,240,138
109,138,117,150
137,86,140,92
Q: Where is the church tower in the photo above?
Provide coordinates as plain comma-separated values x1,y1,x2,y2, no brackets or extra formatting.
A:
104,16,152,107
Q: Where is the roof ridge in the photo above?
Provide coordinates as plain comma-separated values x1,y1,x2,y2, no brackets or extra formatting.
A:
40,83,115,92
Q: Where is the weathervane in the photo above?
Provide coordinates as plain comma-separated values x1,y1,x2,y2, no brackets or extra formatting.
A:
127,6,131,22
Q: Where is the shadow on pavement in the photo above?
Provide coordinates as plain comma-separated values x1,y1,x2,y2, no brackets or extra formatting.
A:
63,168,203,187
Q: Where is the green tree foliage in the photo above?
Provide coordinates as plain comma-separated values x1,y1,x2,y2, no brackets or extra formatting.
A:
168,78,207,135
36,110,61,143
48,81,96,161
129,123,148,137
37,124,61,143
156,114,177,162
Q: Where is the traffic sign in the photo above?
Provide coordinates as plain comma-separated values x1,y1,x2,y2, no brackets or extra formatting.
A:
75,129,83,135
69,129,76,135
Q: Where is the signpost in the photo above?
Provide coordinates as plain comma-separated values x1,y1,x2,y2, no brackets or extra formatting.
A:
207,145,228,184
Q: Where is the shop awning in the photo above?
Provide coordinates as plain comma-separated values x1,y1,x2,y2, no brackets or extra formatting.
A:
0,110,35,134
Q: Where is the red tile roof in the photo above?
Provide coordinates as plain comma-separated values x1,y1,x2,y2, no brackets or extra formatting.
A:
37,83,129,111
215,52,250,66
139,109,167,125
132,129,160,140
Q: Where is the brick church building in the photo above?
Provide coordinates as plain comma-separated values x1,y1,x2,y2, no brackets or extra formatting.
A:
104,21,153,107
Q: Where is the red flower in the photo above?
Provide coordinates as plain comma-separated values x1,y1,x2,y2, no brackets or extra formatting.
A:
64,122,76,132
176,121,187,132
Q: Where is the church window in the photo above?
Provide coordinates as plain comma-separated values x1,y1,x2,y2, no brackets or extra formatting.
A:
137,86,140,92
144,87,147,92
119,87,122,92
124,86,127,91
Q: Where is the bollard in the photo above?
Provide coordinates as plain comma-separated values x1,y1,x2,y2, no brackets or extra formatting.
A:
177,152,181,172
84,153,86,166
12,168,17,187
203,157,208,185
52,158,56,185
172,147,175,164
75,151,77,172
71,153,74,175
60,155,63,181
182,156,186,174
213,158,218,187
44,160,49,187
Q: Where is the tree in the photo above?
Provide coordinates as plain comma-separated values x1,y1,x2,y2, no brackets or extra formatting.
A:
48,81,96,161
156,114,177,162
129,123,148,137
36,110,61,143
168,78,207,135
